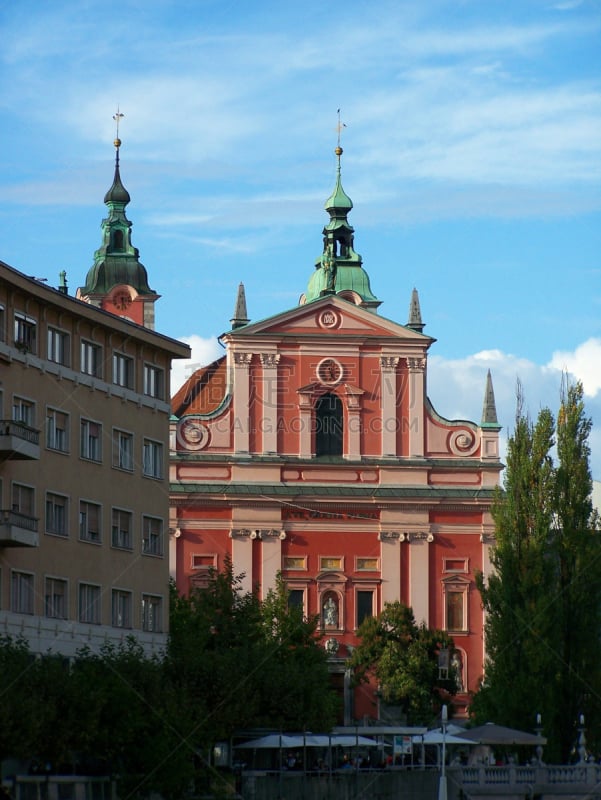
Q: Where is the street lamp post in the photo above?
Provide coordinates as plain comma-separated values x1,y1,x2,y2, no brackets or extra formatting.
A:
438,704,448,800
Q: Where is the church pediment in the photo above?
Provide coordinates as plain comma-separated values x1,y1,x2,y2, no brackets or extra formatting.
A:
221,295,435,345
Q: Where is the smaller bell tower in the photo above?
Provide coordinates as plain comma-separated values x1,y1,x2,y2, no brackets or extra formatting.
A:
77,110,159,329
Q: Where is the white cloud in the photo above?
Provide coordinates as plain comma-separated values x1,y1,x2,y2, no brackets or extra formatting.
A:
428,347,601,479
170,334,223,396
550,338,601,397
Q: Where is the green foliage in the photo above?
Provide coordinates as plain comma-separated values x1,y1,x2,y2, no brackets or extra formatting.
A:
256,574,339,730
473,380,601,762
167,564,338,741
0,562,339,792
348,601,457,725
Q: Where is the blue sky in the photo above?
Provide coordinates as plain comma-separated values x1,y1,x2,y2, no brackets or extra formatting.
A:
1,0,600,475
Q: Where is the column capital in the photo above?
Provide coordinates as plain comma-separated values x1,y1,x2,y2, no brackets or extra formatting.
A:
259,353,280,368
407,356,426,372
233,352,253,368
380,356,400,371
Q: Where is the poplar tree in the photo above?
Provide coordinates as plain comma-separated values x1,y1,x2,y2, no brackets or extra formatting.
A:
474,381,601,762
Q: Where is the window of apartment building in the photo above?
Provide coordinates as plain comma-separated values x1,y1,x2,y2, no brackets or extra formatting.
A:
80,418,102,462
142,516,163,556
112,352,134,389
112,429,134,471
0,304,5,342
111,589,132,628
111,508,133,550
81,340,102,378
11,571,34,614
142,439,163,479
45,492,68,537
45,577,68,619
14,312,37,354
12,396,35,427
79,500,101,543
46,408,69,453
141,594,163,633
79,583,101,624
356,590,374,628
12,482,35,516
143,364,164,400
47,327,70,366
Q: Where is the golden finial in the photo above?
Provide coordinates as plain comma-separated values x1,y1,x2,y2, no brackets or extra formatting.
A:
113,106,124,148
335,108,346,154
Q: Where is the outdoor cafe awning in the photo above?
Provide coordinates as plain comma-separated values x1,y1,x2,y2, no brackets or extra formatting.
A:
235,733,380,749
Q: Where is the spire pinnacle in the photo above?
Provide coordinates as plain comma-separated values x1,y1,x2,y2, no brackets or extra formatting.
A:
407,287,425,332
231,282,249,329
481,370,500,426
302,125,381,311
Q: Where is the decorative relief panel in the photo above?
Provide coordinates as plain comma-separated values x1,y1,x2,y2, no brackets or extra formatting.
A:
317,309,341,329
176,418,210,450
448,428,479,457
316,357,343,386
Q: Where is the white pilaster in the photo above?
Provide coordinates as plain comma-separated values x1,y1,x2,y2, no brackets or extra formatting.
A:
233,352,253,454
407,531,433,625
379,531,401,604
407,357,426,457
259,353,280,454
380,357,400,457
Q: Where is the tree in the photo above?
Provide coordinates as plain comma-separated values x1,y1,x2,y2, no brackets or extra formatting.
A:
473,380,601,762
347,601,457,725
256,574,339,731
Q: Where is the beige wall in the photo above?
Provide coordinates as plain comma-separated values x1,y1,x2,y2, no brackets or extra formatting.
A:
0,263,189,657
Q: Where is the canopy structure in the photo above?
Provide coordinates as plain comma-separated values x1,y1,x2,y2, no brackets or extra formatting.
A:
412,729,474,746
459,723,547,746
236,733,380,749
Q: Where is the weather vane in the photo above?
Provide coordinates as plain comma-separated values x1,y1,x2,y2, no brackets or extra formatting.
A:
113,107,124,144
336,108,347,148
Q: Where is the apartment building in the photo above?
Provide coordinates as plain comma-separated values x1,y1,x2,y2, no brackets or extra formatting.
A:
0,259,189,656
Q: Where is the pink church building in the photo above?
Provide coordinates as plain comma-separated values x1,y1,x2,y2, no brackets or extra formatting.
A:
169,146,502,722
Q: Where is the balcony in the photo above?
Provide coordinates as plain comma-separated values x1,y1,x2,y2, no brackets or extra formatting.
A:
0,509,39,547
0,420,40,460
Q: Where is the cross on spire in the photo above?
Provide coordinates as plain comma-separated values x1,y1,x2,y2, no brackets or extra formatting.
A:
113,107,124,145
336,108,347,148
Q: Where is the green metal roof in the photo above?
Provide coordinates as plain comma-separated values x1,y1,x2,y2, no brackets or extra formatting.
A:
170,481,497,500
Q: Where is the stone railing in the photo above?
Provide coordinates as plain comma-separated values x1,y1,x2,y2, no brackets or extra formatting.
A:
0,419,40,445
450,762,601,794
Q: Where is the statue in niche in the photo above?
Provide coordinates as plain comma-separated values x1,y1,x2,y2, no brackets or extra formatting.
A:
323,596,338,626
451,651,464,691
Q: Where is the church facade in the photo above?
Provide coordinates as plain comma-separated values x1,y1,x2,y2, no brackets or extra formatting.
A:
169,146,502,721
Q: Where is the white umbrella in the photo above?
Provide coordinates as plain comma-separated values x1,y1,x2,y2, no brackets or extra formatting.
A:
236,734,304,749
412,729,474,745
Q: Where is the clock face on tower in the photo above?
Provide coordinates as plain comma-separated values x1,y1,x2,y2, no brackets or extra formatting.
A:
316,357,343,385
113,291,132,311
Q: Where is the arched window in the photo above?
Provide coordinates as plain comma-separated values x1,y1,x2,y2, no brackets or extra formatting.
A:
315,393,343,456
113,230,124,250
